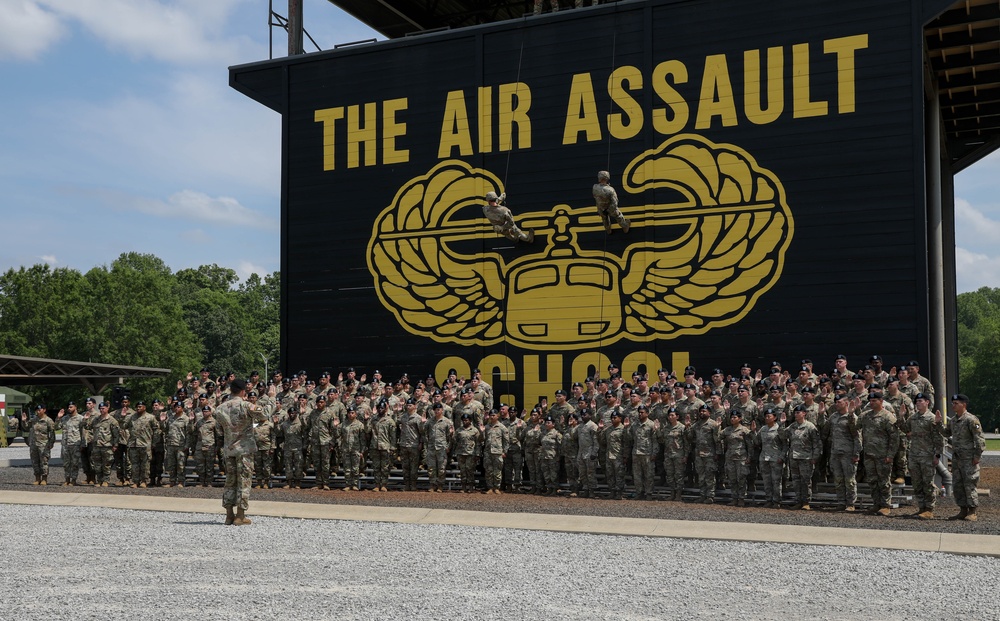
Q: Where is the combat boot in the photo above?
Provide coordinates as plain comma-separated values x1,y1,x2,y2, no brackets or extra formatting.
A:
225,507,235,526
917,509,934,519
40,476,47,486
32,475,40,485
948,507,968,521
877,507,891,517
522,229,535,243
735,499,746,508
800,503,811,511
602,215,612,234
234,508,252,526
621,218,631,234
673,490,683,501
964,507,978,522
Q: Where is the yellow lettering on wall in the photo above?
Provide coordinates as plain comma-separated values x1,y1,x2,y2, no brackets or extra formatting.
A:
382,97,409,165
562,73,602,145
671,351,691,375
499,82,532,152
608,65,644,140
621,351,664,378
651,60,690,136
438,90,474,158
346,103,378,168
792,43,828,118
314,107,345,171
523,354,564,409
479,353,516,408
571,352,612,386
695,54,738,130
824,34,868,114
744,47,784,125
478,86,493,154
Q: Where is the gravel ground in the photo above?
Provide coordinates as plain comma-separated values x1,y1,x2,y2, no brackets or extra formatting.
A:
1,457,996,535
1,503,996,621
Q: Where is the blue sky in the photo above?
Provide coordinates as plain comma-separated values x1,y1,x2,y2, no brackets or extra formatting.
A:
1,0,999,293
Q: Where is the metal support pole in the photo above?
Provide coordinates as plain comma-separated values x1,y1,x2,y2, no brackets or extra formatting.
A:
288,0,304,56
927,92,947,405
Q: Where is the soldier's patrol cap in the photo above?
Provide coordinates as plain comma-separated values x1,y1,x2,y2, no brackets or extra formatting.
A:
649,386,659,394
35,404,44,410
206,381,216,387
201,405,212,412
833,394,847,401
485,191,499,201
730,411,741,418
431,402,443,410
740,362,752,368
231,379,248,392
173,401,184,409
122,396,130,400
462,386,474,395
488,409,499,417
555,389,567,397
447,368,457,376
684,365,696,374
819,377,832,384
861,364,873,371
737,385,749,393
281,378,290,385
836,354,847,360
830,368,841,376
152,399,162,405
200,367,210,372
346,405,357,413
405,397,416,405
610,410,622,419
710,389,722,397
712,368,724,375
915,393,931,402
579,408,591,417
459,413,471,422
66,401,76,406
885,376,899,384
585,376,595,383
632,371,643,379
316,394,327,402
621,382,632,390
610,372,621,380
658,367,669,373
740,375,753,382
951,393,969,403
570,413,580,421
431,389,442,396
793,404,807,412
667,407,678,415
869,355,882,362
868,391,884,400
543,415,555,423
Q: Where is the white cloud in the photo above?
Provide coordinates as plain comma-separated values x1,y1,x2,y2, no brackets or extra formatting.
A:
181,228,211,243
38,0,256,65
955,247,1000,293
82,187,276,229
39,254,57,264
0,0,66,61
955,198,1000,249
235,260,268,281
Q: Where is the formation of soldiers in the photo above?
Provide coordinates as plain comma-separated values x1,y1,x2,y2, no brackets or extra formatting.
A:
16,355,986,522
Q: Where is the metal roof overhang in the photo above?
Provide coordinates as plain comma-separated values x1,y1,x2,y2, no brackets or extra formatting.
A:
326,0,530,39
0,355,171,394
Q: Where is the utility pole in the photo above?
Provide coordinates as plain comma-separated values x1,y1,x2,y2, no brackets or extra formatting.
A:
288,0,304,56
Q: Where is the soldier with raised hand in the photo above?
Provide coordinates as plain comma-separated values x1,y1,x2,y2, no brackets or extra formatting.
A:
163,401,192,488
213,379,267,526
21,405,56,485
452,387,485,431
306,394,337,490
857,392,900,516
483,191,534,243
629,405,657,500
397,398,424,491
539,416,563,496
454,412,483,493
721,411,753,507
600,409,629,499
906,361,936,409
822,395,861,512
79,398,97,484
250,390,277,489
56,402,85,486
561,413,581,496
122,401,158,488
686,403,722,504
336,406,367,491
87,402,119,486
592,170,630,234
482,409,509,494
884,377,914,485
279,404,306,488
784,405,822,510
657,407,687,501
112,396,135,486
900,393,945,519
939,394,986,521
548,389,575,431
423,402,454,493
572,408,598,498
369,398,397,492
753,409,786,508
193,405,220,487
522,408,545,494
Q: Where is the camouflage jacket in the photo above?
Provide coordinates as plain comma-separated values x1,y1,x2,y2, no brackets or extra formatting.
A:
658,421,688,458
453,424,482,456
686,418,721,458
214,396,265,458
784,420,822,461
58,414,85,448
484,421,509,456
88,415,120,448
629,418,657,456
941,412,985,461
901,409,944,459
23,415,56,449
859,408,899,459
123,412,158,448
722,424,753,462
369,414,397,451
540,428,562,460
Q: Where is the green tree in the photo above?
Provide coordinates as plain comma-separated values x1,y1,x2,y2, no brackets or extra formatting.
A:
956,286,1000,430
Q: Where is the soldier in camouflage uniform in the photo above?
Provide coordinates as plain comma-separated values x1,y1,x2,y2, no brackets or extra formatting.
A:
501,405,526,492
454,413,483,492
857,392,900,516
164,402,192,488
280,406,306,488
784,405,822,510
337,406,367,491
575,408,600,498
540,416,563,496
592,170,630,234
21,405,57,485
398,399,424,491
307,394,338,489
686,404,722,503
250,391,278,489
562,413,580,495
452,387,485,431
657,408,687,501
721,411,753,506
940,393,986,521
80,398,97,484
214,379,267,525
523,409,545,494
113,396,134,485
629,405,657,500
423,403,454,492
193,405,221,487
906,361,936,409
548,389,575,431
370,398,398,492
483,191,534,243
87,403,119,486
483,409,509,493
601,409,629,499
822,395,861,511
122,402,158,488
884,378,914,485
753,409,786,508
901,393,944,519
56,403,85,485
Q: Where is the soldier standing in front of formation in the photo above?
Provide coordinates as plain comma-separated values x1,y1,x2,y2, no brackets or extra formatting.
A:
483,409,509,494
857,392,900,516
307,395,337,490
721,411,753,506
113,396,134,486
193,405,220,487
823,395,861,512
80,398,97,484
592,170,630,234
523,409,545,494
483,191,534,243
370,398,397,492
687,404,721,504
280,404,306,488
629,405,657,500
940,394,986,521
753,409,786,508
87,402,119,487
539,416,563,496
902,393,944,519
601,409,629,500
164,402,191,488
214,379,266,526
785,405,822,510
22,405,56,485
398,399,423,491
56,402,85,486
658,407,688,501
337,406,367,491
122,401,158,488
575,408,600,498
423,402,454,493
454,413,482,493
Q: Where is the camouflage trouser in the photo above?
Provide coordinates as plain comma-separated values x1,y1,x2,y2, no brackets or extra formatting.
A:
632,454,654,496
909,456,937,510
195,447,215,484
663,455,685,495
606,456,626,494
129,447,152,485
829,453,858,507
484,453,504,490
371,449,392,489
725,460,749,501
458,455,478,490
164,445,187,485
30,445,51,478
115,444,131,482
789,459,814,506
864,455,892,510
311,443,332,487
223,455,253,510
91,447,114,484
525,451,543,490
694,456,717,500
759,459,783,503
563,455,579,491
542,458,560,491
952,456,980,508
577,455,598,492
151,445,164,485
283,446,303,486
893,438,908,481
504,449,524,489
343,450,363,489
81,446,94,482
253,449,272,487
597,203,628,230
425,448,448,489
63,445,82,482
399,446,421,489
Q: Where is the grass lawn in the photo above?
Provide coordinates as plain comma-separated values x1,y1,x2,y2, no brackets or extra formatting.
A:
987,439,1000,451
